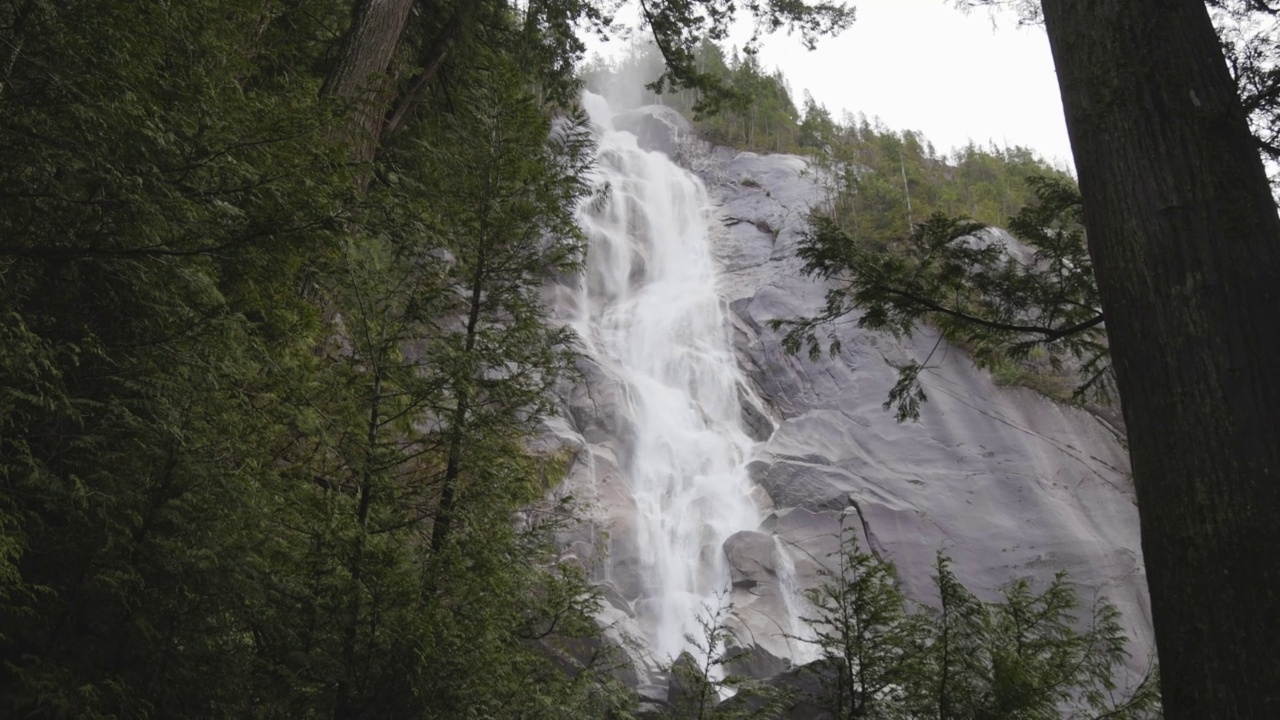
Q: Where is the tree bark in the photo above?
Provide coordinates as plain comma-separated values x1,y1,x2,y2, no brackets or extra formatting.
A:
430,247,486,554
1040,1,1280,716
321,0,416,165
382,11,462,141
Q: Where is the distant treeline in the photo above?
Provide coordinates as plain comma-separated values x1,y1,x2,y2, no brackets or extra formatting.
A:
586,42,1105,408
585,41,1075,248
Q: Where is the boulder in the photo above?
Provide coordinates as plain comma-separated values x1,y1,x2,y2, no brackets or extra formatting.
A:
666,651,714,713
723,530,778,590
611,105,693,160
565,355,632,444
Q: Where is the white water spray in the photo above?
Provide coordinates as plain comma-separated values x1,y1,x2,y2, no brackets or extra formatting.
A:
569,93,764,662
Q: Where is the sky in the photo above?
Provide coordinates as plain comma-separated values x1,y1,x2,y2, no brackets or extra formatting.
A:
586,0,1075,170
727,0,1074,168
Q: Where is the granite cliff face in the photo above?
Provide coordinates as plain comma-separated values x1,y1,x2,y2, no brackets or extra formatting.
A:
545,102,1152,704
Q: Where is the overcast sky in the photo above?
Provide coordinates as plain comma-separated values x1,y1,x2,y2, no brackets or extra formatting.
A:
735,0,1073,168
589,0,1074,169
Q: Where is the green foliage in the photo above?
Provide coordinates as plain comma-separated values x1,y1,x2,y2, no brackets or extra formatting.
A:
0,1,348,714
910,554,991,720
915,556,1162,720
667,595,789,720
0,0,1143,716
638,0,853,116
812,116,1074,252
800,524,1162,719
0,1,634,716
584,39,805,153
586,37,1073,218
800,522,925,719
779,175,1109,421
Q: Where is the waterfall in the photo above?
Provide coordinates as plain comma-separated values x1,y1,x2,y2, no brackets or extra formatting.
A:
568,93,764,663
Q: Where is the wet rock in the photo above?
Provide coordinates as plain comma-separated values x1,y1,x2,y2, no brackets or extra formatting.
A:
765,659,839,720
634,682,670,719
751,459,861,512
722,638,790,680
738,383,775,441
565,356,632,444
611,105,693,160
724,530,778,590
548,106,1151,697
666,651,714,713
701,146,1152,683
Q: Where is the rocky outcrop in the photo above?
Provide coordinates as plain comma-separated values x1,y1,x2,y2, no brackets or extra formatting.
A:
545,105,1152,697
701,144,1151,680
610,105,694,160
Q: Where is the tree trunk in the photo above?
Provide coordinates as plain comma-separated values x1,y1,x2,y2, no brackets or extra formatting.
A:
333,369,382,720
321,0,416,165
430,249,486,554
382,12,461,140
1040,1,1280,716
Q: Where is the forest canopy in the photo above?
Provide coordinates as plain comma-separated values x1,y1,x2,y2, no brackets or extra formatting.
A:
10,0,1271,716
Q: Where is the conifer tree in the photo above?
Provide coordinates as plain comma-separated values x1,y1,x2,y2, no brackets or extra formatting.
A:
801,521,925,719
0,1,347,713
667,595,788,720
781,175,1105,420
799,533,1161,720
911,555,992,720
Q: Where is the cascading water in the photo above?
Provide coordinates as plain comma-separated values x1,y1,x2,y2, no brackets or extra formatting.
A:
568,93,765,663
